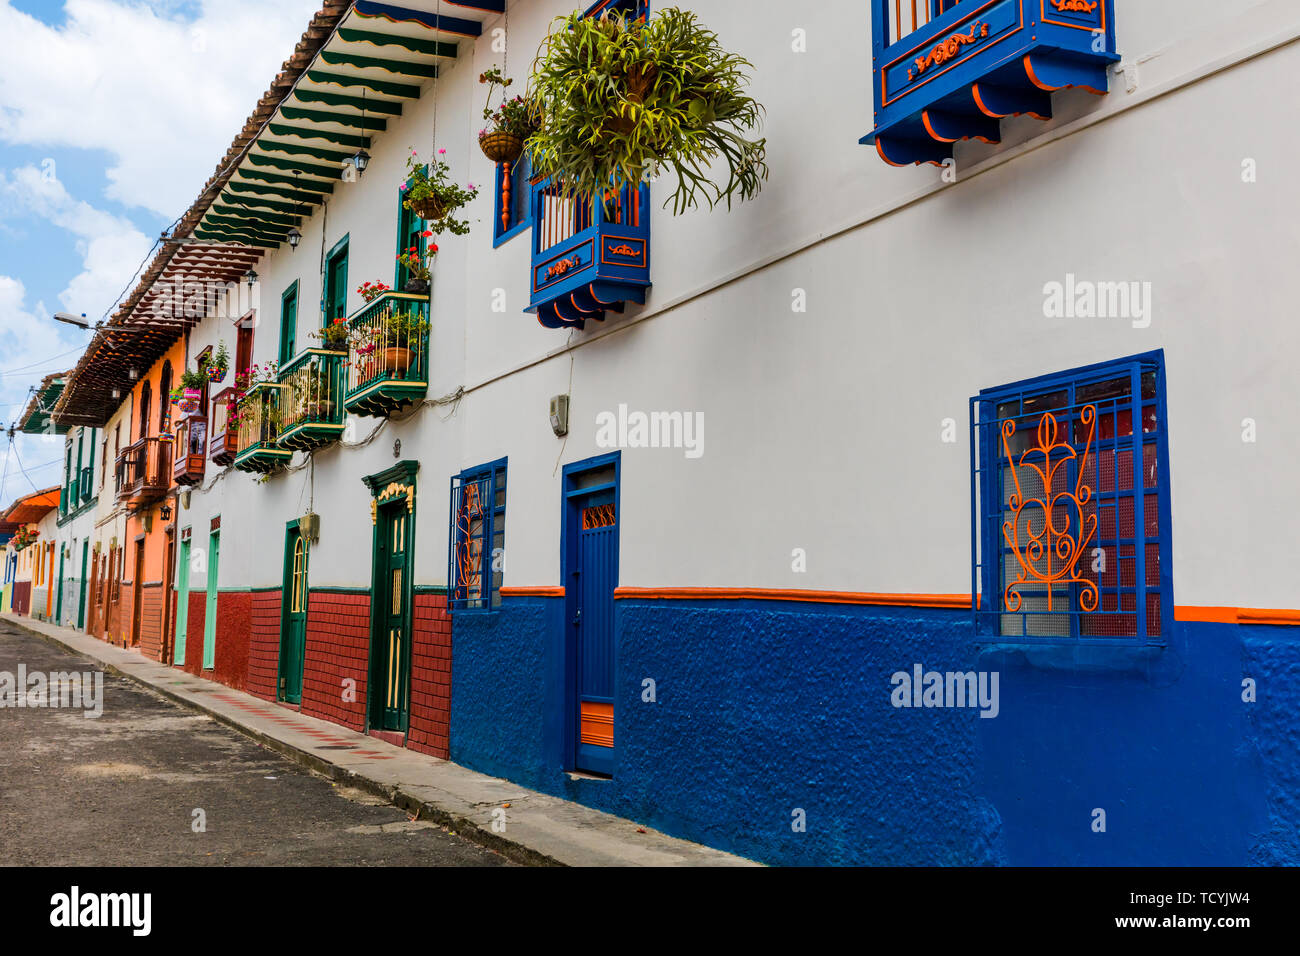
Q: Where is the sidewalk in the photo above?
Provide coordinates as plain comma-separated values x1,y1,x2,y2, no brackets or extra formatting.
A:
3,613,755,867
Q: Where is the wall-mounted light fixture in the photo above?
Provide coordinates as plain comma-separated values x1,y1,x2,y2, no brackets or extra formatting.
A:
550,394,570,437
127,367,139,381
244,268,258,289
160,502,173,522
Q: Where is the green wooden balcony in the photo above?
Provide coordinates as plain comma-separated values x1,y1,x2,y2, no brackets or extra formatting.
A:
232,382,291,474
277,349,347,451
343,292,430,418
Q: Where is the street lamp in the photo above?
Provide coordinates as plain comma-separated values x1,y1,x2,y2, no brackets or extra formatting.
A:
53,312,91,329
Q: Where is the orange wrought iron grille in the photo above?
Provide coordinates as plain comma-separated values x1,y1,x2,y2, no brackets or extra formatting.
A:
1001,406,1098,616
582,503,616,530
449,461,507,611
972,359,1168,644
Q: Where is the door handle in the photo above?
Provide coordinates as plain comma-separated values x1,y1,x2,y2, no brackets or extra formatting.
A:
573,608,582,626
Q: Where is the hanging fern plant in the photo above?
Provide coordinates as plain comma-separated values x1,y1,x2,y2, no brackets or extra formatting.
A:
525,7,768,214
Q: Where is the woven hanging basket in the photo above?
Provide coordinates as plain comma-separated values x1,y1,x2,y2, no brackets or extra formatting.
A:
406,195,446,221
479,130,525,166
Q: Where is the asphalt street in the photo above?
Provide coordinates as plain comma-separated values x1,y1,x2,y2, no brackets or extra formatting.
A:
0,620,511,866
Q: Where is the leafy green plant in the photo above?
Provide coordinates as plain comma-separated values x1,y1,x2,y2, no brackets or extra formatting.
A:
372,310,430,349
312,316,352,351
479,67,540,142
526,7,768,214
212,341,230,375
401,149,479,236
179,369,206,391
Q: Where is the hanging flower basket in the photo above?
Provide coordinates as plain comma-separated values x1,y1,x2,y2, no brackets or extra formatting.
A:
527,8,768,215
206,365,226,384
400,149,478,234
158,432,175,444
479,130,525,165
407,195,446,221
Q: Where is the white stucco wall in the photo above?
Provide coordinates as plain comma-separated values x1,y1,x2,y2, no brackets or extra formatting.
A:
170,0,1299,611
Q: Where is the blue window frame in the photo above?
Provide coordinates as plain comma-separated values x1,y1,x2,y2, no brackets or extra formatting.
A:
448,458,507,611
492,153,532,247
584,0,647,16
970,351,1172,645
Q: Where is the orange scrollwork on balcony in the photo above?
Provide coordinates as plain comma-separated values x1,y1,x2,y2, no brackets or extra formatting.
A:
546,255,582,281
1050,0,1099,12
1001,405,1098,614
909,22,991,81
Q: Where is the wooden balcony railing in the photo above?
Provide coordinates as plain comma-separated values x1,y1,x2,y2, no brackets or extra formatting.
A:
343,292,430,417
527,176,650,330
115,436,171,507
277,348,347,450
209,387,238,466
172,415,208,486
232,382,291,473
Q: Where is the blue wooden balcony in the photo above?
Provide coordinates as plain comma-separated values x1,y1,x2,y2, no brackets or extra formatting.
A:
526,177,650,331
862,0,1118,167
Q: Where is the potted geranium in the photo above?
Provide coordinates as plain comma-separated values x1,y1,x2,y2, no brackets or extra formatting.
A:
401,148,479,236
312,317,352,353
527,7,768,214
478,67,540,165
357,280,392,303
395,238,438,294
371,310,430,376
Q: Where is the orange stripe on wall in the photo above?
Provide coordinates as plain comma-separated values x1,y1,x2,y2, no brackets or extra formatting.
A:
499,586,566,598
1176,605,1300,626
498,589,1300,625
613,587,973,609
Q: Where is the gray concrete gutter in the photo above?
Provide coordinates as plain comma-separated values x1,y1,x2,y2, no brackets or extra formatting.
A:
3,613,756,868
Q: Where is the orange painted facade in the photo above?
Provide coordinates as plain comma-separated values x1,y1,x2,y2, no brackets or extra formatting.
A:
117,339,186,659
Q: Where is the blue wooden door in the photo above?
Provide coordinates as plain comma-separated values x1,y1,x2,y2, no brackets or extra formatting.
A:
571,490,618,775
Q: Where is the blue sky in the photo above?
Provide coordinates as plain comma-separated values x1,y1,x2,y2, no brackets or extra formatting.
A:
0,0,319,505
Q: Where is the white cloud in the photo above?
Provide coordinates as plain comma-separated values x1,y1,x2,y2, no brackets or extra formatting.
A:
0,163,152,318
0,274,80,502
0,0,322,218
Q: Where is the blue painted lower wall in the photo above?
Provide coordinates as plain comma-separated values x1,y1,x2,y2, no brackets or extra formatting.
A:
450,595,1298,866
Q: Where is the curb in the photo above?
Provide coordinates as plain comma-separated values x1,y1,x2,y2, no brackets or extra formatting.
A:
12,619,562,867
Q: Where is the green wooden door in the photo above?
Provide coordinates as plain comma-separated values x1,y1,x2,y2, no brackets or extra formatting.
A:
371,502,410,731
279,527,308,703
203,531,219,669
56,550,65,623
77,540,89,629
279,283,298,366
325,243,348,322
174,539,190,665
